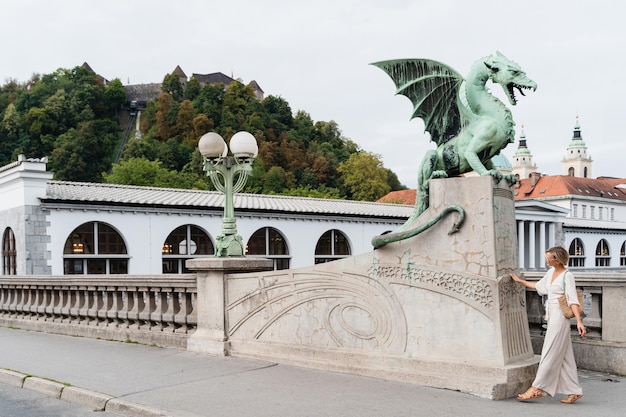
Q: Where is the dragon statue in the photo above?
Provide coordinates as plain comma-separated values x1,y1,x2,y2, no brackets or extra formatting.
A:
371,52,537,248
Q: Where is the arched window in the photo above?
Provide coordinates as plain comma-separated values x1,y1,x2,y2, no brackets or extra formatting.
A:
246,227,290,270
162,225,214,273
63,222,128,274
595,239,610,267
583,167,588,178
568,238,585,267
314,229,351,264
2,227,17,275
621,241,626,267
568,167,575,176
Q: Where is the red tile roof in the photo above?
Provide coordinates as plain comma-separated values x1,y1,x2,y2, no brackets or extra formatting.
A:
377,175,626,205
515,175,626,201
377,189,416,205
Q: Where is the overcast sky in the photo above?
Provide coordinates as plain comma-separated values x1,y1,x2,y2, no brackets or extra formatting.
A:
2,0,625,188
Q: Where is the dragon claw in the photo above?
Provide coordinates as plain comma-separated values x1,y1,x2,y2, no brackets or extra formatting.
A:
431,170,448,179
503,174,518,186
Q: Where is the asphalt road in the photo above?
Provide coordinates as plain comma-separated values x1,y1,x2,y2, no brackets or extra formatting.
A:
0,382,119,417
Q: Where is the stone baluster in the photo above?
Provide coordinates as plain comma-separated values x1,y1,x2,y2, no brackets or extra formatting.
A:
86,287,102,325
97,287,111,325
21,286,34,318
78,287,94,325
175,290,195,333
53,287,67,322
150,288,167,331
68,285,85,324
43,287,57,321
102,286,120,327
161,288,179,332
30,286,40,318
138,287,154,329
6,286,17,316
0,286,6,312
117,288,130,328
38,286,48,319
126,287,142,329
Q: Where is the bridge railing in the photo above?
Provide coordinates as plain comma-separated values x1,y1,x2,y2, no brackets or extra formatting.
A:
0,275,197,348
0,270,625,375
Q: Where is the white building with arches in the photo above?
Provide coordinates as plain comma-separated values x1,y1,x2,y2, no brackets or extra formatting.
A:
1,156,410,276
515,174,626,269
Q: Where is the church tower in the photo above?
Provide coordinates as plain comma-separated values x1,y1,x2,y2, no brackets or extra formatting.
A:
511,126,537,179
562,116,592,178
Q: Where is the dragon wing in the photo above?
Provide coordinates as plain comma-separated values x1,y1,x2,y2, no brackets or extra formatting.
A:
371,59,469,146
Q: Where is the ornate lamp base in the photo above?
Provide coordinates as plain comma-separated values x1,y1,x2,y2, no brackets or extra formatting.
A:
215,234,244,257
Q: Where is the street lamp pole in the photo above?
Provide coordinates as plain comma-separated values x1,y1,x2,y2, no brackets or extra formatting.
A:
198,131,258,257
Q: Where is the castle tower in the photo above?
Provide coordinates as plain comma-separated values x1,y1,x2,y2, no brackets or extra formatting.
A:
562,116,592,178
511,126,537,179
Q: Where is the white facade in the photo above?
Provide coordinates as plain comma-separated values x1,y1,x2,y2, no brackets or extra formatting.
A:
1,157,410,275
515,175,626,270
548,198,626,268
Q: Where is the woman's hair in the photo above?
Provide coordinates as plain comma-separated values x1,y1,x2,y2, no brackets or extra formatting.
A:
547,246,569,266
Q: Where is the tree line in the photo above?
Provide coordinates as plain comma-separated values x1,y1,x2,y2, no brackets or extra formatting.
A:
0,66,406,201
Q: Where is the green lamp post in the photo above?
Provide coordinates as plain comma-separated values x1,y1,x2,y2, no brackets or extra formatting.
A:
198,131,258,257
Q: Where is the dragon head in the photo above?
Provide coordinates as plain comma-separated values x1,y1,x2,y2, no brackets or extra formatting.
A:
484,51,537,105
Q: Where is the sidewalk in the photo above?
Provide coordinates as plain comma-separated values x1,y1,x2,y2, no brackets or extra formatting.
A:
1,326,623,417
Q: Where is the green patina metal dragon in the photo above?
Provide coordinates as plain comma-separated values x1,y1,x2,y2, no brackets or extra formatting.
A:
371,52,537,248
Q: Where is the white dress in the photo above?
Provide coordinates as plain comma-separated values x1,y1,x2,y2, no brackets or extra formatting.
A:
532,268,583,397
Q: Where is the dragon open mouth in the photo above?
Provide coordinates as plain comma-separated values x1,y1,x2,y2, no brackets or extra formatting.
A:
507,83,535,105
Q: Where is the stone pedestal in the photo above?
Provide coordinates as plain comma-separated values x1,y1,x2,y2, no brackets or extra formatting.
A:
185,257,273,355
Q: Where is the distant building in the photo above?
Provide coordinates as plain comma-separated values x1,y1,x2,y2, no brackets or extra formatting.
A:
80,62,265,104
562,116,592,178
511,127,537,180
124,66,264,102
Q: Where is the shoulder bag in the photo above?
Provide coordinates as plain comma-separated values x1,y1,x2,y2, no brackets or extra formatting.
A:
558,274,583,319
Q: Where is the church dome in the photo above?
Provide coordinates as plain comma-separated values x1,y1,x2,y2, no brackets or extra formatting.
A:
492,153,512,170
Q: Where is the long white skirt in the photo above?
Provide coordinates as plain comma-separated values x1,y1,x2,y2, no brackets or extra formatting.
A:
532,301,583,397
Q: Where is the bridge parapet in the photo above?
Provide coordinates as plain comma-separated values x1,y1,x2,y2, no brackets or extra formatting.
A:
1,270,624,378
0,275,197,348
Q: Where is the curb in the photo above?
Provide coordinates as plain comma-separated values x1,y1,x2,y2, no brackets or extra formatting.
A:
0,368,171,416
0,368,27,387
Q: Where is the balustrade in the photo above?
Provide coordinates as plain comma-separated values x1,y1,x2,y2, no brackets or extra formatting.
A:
0,276,197,346
1,271,624,374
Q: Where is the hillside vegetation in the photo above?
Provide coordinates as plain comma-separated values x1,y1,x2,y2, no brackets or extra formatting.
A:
0,66,405,201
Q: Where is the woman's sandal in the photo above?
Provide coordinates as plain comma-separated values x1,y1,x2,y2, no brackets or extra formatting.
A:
560,394,583,404
517,387,543,401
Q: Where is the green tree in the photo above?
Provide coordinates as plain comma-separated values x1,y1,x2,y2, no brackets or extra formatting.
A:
192,114,214,143
155,92,178,140
185,76,201,100
103,157,207,189
49,120,117,182
104,78,127,112
263,166,287,194
337,152,391,201
176,99,196,144
162,73,183,101
1,103,20,138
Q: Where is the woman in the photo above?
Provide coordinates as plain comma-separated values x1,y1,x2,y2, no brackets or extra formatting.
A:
511,246,586,404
